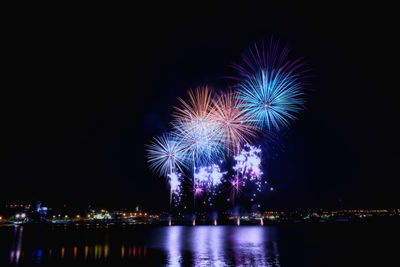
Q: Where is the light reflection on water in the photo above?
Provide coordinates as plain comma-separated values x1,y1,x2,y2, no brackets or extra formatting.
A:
157,226,280,267
9,226,23,264
4,225,280,266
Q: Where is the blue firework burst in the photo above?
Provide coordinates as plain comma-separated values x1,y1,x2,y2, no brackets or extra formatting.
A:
146,133,188,176
234,40,308,130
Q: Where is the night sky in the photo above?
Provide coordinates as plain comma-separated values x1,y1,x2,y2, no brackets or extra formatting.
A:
2,6,398,211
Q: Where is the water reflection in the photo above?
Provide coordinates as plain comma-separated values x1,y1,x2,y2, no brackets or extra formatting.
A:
190,226,226,266
160,226,280,267
4,225,279,266
31,248,43,265
231,227,279,266
167,226,182,266
9,226,23,265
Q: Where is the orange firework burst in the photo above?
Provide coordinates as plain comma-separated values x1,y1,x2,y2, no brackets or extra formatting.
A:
174,86,213,122
172,86,225,165
211,91,259,154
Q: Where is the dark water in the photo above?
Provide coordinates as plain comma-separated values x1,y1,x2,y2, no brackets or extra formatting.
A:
0,222,398,266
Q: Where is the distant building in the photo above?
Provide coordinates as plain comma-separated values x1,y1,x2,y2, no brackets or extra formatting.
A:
29,200,48,222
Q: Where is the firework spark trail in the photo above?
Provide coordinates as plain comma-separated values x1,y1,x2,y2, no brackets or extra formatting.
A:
209,164,225,186
172,117,224,166
172,87,227,213
172,87,226,166
234,40,308,131
233,145,263,180
231,144,264,203
146,133,187,207
194,164,226,189
146,133,188,176
167,172,182,206
194,164,226,207
211,91,259,154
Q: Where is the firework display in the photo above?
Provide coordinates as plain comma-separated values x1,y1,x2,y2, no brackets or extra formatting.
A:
146,39,308,214
167,172,182,206
234,40,307,130
231,144,263,204
173,87,226,166
194,164,227,201
146,133,187,207
211,91,258,154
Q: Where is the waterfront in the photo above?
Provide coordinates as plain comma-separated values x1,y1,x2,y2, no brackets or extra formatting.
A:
1,221,398,266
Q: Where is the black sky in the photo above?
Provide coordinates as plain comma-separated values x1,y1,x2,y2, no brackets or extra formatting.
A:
2,5,398,210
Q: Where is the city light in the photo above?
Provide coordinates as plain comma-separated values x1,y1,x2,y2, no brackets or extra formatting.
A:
1,203,399,226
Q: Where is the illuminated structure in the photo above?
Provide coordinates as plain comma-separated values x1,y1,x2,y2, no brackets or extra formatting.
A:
29,201,48,222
